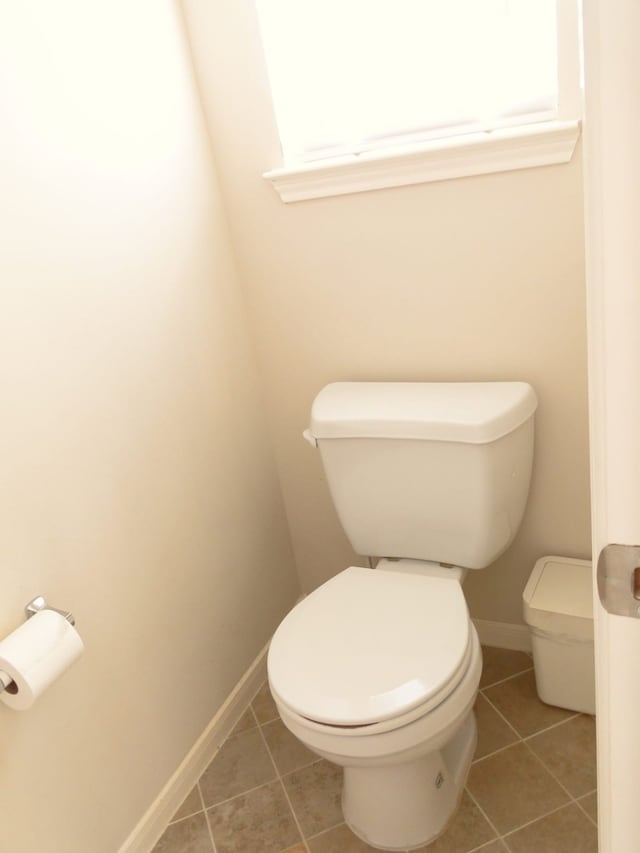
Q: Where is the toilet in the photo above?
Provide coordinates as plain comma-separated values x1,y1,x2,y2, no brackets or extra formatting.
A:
268,381,537,851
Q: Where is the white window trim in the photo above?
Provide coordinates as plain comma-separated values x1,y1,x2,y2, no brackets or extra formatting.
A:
264,119,581,203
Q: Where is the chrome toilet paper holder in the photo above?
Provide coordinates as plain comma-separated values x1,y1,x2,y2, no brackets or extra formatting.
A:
24,595,76,626
0,596,76,695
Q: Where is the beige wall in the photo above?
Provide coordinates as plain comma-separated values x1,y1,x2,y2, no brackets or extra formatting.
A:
184,0,592,625
0,4,298,852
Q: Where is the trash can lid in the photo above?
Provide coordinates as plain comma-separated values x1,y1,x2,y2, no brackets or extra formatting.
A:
523,556,593,641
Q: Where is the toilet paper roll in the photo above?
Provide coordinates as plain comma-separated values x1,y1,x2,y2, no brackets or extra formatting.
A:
0,609,84,710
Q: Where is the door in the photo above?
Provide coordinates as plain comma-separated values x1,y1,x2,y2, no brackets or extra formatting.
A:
582,1,640,850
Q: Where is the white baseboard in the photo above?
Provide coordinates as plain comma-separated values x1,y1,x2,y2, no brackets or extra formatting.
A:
473,619,532,653
118,641,269,853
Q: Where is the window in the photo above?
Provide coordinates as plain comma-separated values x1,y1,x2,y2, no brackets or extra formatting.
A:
255,0,582,201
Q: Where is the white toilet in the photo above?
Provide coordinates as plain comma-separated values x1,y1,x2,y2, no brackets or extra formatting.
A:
268,381,537,851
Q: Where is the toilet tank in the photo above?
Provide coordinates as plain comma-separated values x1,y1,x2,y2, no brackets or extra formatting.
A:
307,382,537,569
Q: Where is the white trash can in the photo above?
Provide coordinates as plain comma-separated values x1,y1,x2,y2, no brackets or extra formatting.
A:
523,555,595,715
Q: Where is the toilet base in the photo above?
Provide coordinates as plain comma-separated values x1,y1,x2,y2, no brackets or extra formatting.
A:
342,711,477,851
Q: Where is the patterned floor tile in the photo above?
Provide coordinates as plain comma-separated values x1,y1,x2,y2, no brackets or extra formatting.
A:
152,812,213,853
262,718,318,775
473,694,519,760
307,822,381,852
207,780,301,853
577,791,598,824
504,803,598,853
479,647,533,689
413,790,496,852
467,742,569,834
169,785,202,823
482,670,574,737
471,843,509,853
282,760,343,838
199,727,275,807
252,681,280,724
526,714,597,797
230,706,257,736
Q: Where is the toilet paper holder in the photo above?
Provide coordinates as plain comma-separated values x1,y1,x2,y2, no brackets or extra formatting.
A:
24,595,75,626
0,596,76,695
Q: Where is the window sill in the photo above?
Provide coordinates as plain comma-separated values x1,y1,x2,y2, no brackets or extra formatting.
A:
263,120,581,203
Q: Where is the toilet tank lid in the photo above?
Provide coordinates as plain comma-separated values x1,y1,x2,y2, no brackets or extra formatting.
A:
309,381,537,444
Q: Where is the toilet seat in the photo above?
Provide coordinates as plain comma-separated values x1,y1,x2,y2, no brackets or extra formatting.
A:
268,566,472,730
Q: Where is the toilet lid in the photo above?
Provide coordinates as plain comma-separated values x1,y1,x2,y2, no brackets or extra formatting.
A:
268,566,471,727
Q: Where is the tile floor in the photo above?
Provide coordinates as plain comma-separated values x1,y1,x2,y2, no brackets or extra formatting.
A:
152,647,597,853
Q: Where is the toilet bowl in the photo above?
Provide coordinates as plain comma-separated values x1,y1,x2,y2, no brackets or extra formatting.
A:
268,381,537,850
268,561,482,850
